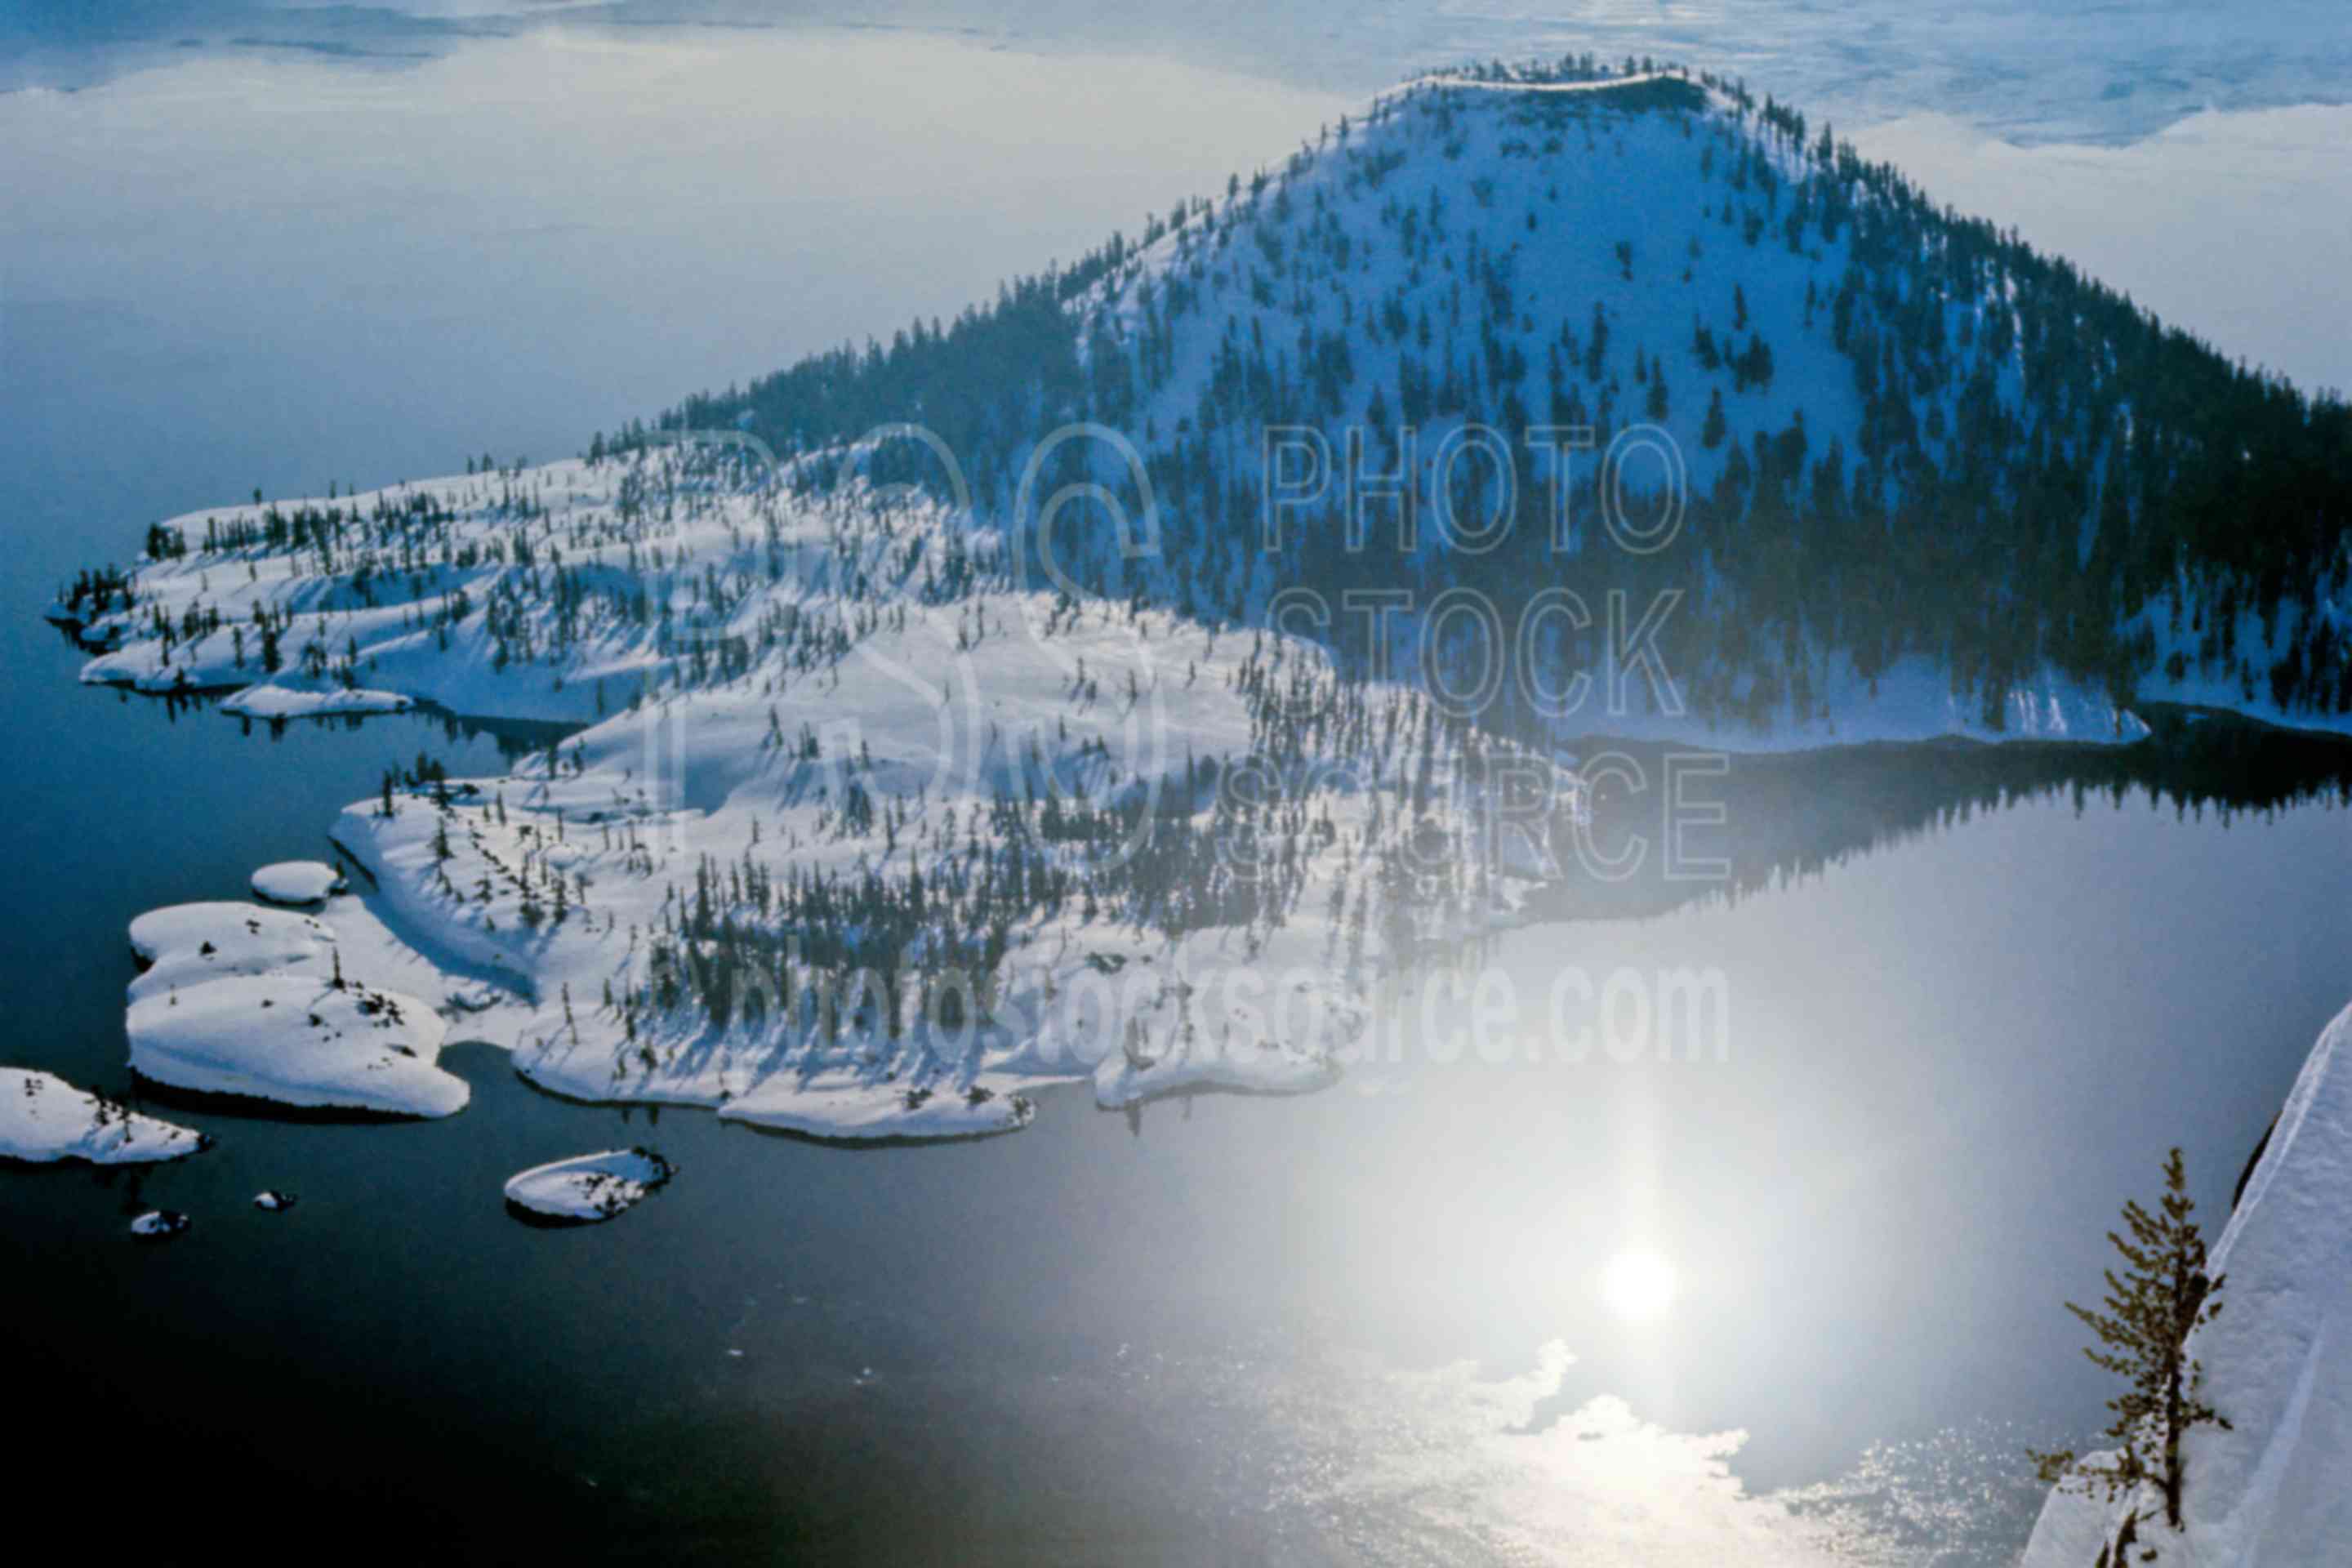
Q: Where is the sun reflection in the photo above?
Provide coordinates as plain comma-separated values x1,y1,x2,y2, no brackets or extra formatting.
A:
1601,1250,1679,1325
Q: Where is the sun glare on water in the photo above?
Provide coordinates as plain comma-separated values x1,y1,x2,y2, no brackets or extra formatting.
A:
1601,1250,1680,1325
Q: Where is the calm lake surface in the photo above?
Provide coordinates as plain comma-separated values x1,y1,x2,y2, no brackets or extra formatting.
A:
7,24,2352,1564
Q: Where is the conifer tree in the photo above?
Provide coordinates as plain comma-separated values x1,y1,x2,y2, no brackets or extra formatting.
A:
1701,386,1727,449
2030,1147,2229,1536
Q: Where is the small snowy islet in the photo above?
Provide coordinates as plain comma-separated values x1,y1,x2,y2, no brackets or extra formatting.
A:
503,1148,675,1223
0,1067,207,1165
250,861,345,906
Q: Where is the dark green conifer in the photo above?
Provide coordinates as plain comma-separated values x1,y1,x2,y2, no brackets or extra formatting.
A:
2030,1147,2229,1535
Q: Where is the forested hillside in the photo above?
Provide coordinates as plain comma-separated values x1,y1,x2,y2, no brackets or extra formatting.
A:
659,57,2352,741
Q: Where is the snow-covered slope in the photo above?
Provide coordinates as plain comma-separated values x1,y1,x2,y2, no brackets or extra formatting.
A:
668,62,2348,747
1073,69,2332,745
2021,1004,2352,1566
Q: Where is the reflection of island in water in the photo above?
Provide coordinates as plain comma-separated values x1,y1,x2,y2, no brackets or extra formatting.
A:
102,628,2352,950
102,677,583,767
1544,706,2352,927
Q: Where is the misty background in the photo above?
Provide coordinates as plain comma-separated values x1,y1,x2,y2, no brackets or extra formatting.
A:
11,0,2352,143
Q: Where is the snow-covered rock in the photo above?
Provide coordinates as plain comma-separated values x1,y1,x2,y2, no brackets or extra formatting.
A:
250,861,344,906
2020,1000,2352,1566
0,1068,207,1165
502,1147,674,1223
130,1210,190,1240
252,1190,297,1212
127,973,466,1118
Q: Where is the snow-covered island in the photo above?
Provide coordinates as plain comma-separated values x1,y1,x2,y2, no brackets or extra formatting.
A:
251,861,345,906
0,1067,207,1165
503,1147,675,1223
128,972,461,1118
51,62,2352,1143
59,421,1586,1139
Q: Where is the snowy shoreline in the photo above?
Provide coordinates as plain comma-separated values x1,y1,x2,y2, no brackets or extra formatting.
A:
51,590,2168,761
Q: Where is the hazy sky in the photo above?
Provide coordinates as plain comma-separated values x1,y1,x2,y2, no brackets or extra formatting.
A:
11,0,2352,141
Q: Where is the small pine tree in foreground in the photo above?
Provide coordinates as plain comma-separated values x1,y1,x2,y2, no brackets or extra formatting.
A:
2029,1147,2229,1542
